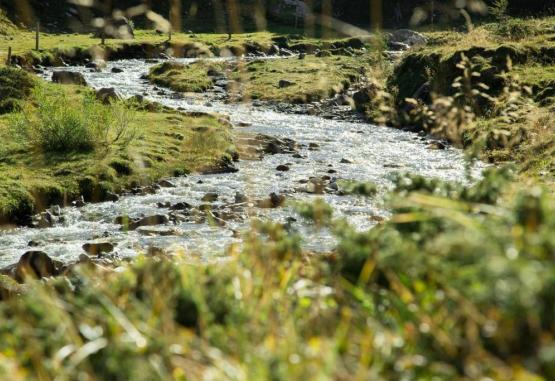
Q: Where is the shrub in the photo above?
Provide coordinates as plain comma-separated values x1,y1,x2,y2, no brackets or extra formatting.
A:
12,85,135,154
0,67,35,114
493,18,534,40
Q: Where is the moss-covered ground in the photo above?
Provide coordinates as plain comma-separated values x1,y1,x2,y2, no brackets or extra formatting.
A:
0,80,233,224
148,52,380,103
387,17,555,189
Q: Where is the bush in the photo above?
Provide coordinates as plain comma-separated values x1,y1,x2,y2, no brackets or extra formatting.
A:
0,67,35,114
492,18,534,40
12,85,135,153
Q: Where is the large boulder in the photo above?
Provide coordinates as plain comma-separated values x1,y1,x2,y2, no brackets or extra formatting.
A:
52,71,87,86
388,29,428,48
95,88,120,104
93,15,134,40
12,251,60,282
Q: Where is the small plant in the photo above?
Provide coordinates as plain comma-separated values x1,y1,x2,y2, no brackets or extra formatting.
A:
12,85,136,154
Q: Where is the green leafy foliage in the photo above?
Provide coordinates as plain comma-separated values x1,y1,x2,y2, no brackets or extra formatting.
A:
11,85,136,153
0,169,553,380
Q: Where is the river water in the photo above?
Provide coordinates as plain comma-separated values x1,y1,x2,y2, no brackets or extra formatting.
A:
0,58,484,266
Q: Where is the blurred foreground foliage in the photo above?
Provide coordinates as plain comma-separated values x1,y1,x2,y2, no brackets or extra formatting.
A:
0,167,553,380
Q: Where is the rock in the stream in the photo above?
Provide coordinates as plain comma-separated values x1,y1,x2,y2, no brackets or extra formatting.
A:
111,67,124,73
52,71,87,86
86,60,107,72
276,164,290,171
170,202,193,211
308,142,320,151
12,251,60,282
115,215,169,230
388,41,411,52
340,158,354,164
428,141,447,150
202,193,219,202
388,29,428,48
158,179,176,188
82,242,115,256
256,192,286,208
235,192,249,203
32,211,55,228
96,88,120,104
201,156,239,174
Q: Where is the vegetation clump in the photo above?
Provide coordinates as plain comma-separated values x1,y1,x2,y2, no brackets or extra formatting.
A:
0,168,554,380
11,85,135,153
0,67,35,115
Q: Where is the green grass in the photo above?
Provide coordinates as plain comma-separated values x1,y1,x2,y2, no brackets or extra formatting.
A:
148,61,226,93
0,80,233,224
0,168,554,380
150,52,380,104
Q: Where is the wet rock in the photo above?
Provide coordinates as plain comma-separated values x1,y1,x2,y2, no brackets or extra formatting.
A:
235,192,248,203
340,158,354,164
132,215,169,229
428,141,447,150
14,251,59,282
72,196,86,207
388,29,427,48
115,215,169,230
353,84,379,112
327,169,337,174
292,153,304,159
306,179,325,194
308,142,320,151
202,193,219,202
334,94,355,107
278,79,295,88
137,227,180,236
276,164,290,172
158,179,176,188
105,191,119,202
95,88,120,104
202,156,238,174
33,211,54,228
82,242,114,256
257,192,286,208
52,71,87,86
86,60,107,72
28,241,41,247
111,67,124,73
170,202,193,211
388,41,411,51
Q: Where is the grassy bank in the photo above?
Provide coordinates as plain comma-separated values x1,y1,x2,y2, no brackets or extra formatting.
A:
385,17,555,188
1,168,554,380
0,72,233,225
148,49,379,104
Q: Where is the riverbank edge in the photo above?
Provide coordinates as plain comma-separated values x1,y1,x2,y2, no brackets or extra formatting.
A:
0,92,237,226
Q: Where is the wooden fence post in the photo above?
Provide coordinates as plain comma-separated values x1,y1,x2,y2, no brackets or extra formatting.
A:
35,22,40,50
7,46,12,66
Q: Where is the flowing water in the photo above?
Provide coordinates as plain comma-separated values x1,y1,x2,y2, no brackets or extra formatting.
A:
0,58,484,266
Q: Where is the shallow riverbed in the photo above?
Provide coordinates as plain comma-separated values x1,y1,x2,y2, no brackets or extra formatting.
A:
0,58,484,266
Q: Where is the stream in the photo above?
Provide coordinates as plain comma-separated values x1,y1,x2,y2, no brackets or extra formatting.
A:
0,58,484,266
